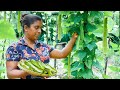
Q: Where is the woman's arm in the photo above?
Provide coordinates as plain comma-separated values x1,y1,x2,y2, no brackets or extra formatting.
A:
50,33,78,59
6,61,29,79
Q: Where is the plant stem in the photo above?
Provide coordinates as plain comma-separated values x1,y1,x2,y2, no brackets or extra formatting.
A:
68,53,71,79
4,11,6,21
104,56,108,75
17,11,21,38
119,11,120,47
45,13,48,44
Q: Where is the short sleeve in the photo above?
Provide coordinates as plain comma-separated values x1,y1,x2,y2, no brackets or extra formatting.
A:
45,44,54,53
6,46,20,61
48,46,54,53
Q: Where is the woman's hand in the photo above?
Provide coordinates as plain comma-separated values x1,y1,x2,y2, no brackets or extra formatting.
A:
21,70,29,79
72,32,78,39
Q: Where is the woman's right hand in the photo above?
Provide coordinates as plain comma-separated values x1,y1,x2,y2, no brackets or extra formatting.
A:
21,70,29,79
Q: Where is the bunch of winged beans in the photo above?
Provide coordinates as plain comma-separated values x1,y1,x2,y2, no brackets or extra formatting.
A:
18,59,57,77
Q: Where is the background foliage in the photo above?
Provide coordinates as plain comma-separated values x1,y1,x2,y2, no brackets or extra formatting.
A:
0,11,120,79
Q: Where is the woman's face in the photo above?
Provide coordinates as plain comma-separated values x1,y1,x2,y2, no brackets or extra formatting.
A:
24,20,43,41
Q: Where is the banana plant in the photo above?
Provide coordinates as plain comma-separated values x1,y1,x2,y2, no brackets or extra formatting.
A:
0,11,16,79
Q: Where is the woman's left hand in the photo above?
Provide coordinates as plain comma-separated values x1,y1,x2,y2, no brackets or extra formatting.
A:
72,32,78,39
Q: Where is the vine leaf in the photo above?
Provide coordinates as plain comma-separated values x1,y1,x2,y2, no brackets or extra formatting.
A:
87,42,97,51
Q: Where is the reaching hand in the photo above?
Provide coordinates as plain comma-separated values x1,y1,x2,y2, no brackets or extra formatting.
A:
72,32,78,39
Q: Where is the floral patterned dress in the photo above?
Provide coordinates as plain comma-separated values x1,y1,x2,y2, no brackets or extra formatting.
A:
6,37,54,79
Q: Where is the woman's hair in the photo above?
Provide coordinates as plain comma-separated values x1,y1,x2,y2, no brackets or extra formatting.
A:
20,14,42,33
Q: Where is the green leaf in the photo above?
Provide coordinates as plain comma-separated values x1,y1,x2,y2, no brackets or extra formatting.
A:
62,58,68,65
107,17,115,32
0,50,4,53
85,59,92,69
84,35,92,45
0,43,3,46
60,34,70,42
102,74,111,79
88,11,104,23
108,66,120,72
73,12,82,24
64,64,68,69
74,15,82,24
94,17,103,25
110,42,118,50
0,66,5,72
69,13,75,22
80,69,93,79
74,50,87,61
62,56,73,65
71,70,78,77
68,24,80,35
71,61,84,72
87,42,97,51
0,20,16,39
92,25,103,38
89,11,104,19
92,60,103,70
104,11,113,17
86,23,97,32
60,11,72,15
96,41,103,51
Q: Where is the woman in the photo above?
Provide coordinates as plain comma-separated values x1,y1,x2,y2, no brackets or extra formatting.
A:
6,14,78,79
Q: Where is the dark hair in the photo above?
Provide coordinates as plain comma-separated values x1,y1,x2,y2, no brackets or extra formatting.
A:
20,14,42,33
